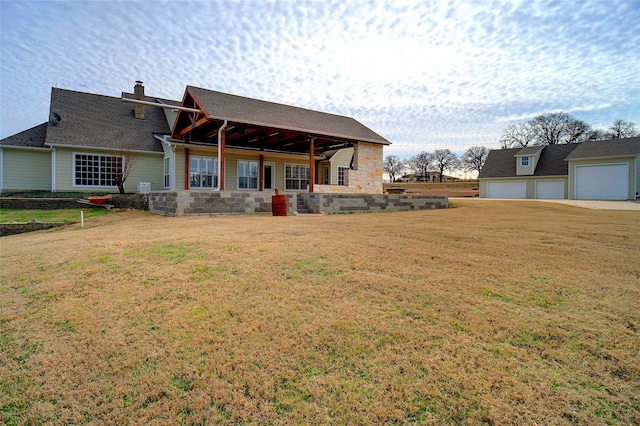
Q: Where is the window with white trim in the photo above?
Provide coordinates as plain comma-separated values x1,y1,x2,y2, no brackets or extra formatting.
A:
521,156,529,166
164,157,170,188
74,153,122,187
338,167,349,186
238,160,258,189
285,164,309,190
190,156,218,188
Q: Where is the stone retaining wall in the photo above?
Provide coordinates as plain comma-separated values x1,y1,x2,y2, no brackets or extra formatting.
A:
149,191,296,216
301,193,448,214
148,190,447,216
0,194,148,210
0,221,64,236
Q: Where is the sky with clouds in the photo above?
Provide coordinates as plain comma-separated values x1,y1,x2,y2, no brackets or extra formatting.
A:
1,0,639,160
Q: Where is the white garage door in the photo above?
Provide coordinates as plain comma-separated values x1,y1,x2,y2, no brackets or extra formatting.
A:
535,180,565,199
487,181,526,199
575,164,629,200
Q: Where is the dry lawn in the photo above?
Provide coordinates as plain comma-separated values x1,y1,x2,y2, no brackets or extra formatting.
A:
1,200,638,425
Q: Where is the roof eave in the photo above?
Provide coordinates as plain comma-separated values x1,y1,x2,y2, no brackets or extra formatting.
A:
44,142,163,154
0,145,50,151
565,153,639,161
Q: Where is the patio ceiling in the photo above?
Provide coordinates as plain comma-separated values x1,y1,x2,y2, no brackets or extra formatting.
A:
173,117,353,155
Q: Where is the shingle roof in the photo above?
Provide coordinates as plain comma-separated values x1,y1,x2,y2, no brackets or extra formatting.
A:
515,146,544,156
479,144,579,178
564,137,640,160
187,86,390,145
0,122,48,148
535,144,580,175
44,88,173,153
478,147,520,178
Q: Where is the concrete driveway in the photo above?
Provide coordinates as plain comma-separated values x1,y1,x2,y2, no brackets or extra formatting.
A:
450,198,640,211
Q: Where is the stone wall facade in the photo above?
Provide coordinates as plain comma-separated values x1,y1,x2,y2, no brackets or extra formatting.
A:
314,142,384,195
148,190,447,216
148,190,296,216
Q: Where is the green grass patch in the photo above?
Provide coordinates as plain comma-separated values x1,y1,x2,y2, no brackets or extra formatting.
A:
0,208,108,223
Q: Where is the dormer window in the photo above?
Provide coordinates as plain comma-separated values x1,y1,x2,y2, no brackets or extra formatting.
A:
521,156,529,166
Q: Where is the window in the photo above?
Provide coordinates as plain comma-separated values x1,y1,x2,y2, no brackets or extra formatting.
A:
238,160,258,189
285,164,310,190
74,153,122,187
338,167,349,186
164,157,170,188
190,157,218,188
521,156,529,166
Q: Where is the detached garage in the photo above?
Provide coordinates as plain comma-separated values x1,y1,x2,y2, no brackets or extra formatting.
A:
480,138,639,201
479,144,577,200
574,164,629,200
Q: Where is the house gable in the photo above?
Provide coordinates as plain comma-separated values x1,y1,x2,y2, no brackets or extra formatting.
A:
171,86,390,156
514,146,543,175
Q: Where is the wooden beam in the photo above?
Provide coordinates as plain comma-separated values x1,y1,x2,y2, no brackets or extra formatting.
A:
176,116,209,136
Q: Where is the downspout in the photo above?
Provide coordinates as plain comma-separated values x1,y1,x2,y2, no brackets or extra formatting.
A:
170,143,177,191
217,120,227,190
0,148,3,190
51,146,56,192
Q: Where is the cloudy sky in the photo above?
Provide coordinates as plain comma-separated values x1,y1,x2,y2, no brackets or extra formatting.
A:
1,0,639,161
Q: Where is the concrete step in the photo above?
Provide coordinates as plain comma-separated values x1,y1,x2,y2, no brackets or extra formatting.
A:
296,195,313,214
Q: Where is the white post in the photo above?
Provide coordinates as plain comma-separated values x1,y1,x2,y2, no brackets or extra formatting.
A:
81,210,84,228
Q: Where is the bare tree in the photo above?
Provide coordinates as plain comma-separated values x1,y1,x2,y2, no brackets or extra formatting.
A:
461,146,488,175
499,112,592,148
407,151,434,182
112,147,137,194
530,112,592,145
563,115,593,144
586,128,610,141
383,155,405,183
499,122,536,148
432,149,459,182
607,120,639,139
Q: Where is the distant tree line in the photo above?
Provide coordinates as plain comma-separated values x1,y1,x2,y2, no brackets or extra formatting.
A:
384,146,488,182
383,114,637,182
499,113,639,148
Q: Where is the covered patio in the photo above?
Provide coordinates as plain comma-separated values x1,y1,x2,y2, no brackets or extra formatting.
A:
164,86,390,193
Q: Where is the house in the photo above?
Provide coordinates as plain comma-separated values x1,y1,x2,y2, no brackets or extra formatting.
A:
478,138,640,200
0,82,389,197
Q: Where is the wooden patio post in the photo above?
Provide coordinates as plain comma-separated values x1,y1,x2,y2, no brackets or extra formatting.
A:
259,154,264,191
309,138,315,193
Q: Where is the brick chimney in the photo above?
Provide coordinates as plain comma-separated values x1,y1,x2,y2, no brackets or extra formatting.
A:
134,80,145,119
